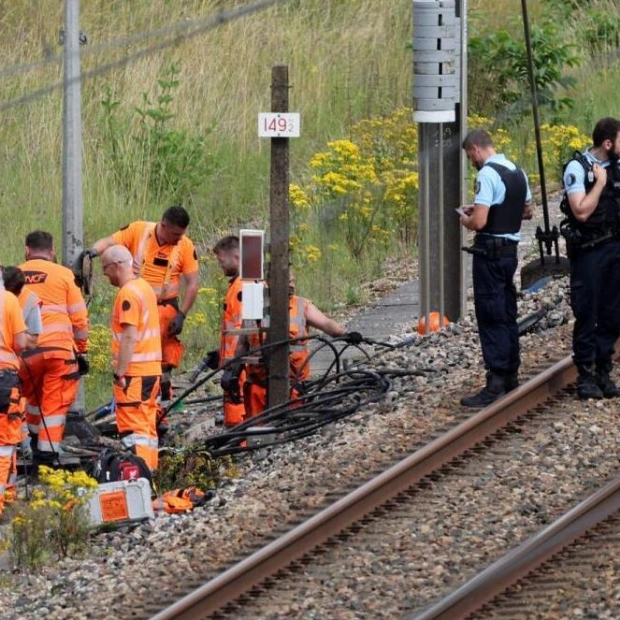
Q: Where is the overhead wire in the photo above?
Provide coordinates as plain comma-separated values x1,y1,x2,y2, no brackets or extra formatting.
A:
0,0,288,113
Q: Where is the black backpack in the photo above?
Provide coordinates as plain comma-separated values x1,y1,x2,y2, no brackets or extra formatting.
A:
89,448,154,491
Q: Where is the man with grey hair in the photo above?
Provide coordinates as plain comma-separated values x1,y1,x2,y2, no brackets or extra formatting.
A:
101,245,162,470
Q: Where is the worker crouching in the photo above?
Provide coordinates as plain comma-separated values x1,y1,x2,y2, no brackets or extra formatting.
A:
102,245,162,471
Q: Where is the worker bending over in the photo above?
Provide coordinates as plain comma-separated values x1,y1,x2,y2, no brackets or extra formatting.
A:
89,205,199,431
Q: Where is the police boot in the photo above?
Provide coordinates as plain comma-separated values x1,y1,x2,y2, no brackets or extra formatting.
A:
576,365,604,400
505,372,519,392
595,363,620,398
460,372,506,408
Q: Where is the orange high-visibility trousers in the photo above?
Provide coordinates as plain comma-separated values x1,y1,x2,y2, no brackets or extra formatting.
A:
0,375,23,516
19,348,79,454
224,369,246,427
158,303,184,370
243,381,267,419
114,375,160,471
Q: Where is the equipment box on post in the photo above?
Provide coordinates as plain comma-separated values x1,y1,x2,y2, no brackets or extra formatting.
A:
88,478,154,526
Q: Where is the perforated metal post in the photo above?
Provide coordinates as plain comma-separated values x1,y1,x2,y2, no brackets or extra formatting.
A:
413,0,467,327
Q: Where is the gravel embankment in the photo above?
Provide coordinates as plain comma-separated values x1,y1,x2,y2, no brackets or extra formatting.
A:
0,271,581,620
1,205,595,619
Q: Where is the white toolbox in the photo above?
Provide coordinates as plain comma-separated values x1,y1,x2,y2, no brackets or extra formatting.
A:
88,478,154,526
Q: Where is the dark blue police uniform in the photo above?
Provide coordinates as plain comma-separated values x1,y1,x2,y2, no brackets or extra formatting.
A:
461,154,529,408
563,151,620,399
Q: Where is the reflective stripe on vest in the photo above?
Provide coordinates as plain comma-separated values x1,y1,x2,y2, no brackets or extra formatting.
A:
112,281,161,367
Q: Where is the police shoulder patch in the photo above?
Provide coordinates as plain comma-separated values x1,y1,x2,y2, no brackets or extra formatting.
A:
566,173,576,187
474,180,481,194
122,300,131,311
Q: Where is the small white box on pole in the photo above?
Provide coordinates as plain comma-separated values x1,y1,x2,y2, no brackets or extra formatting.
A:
242,281,265,320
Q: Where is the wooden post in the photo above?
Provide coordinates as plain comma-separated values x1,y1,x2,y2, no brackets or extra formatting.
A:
267,65,290,408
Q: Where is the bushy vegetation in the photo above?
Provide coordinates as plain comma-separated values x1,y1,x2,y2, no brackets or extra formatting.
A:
6,467,97,571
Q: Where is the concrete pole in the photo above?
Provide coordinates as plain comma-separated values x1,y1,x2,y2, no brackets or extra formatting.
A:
267,65,290,408
62,0,84,268
63,0,85,417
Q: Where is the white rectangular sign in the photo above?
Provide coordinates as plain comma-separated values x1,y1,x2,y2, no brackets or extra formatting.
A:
258,112,300,138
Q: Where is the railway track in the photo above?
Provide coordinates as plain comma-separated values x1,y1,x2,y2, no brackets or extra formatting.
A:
415,475,620,619
142,352,620,619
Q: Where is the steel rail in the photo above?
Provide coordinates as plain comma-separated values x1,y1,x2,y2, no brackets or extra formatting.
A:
413,475,620,620
151,354,577,619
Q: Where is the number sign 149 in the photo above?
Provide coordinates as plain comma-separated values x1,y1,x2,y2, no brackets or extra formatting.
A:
258,113,300,138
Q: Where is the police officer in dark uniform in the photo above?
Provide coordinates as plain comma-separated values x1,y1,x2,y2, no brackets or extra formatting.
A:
562,117,620,400
459,129,533,408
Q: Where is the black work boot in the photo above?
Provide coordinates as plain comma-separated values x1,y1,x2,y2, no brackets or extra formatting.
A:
576,365,604,400
460,373,506,408
65,410,100,444
595,363,620,398
505,372,519,392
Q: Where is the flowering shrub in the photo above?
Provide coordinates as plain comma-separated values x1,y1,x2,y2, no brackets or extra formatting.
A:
291,108,420,262
8,467,98,570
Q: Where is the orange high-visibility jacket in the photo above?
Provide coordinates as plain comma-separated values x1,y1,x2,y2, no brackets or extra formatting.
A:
20,259,88,353
111,277,162,377
112,221,199,302
0,290,26,372
245,295,309,384
220,276,243,362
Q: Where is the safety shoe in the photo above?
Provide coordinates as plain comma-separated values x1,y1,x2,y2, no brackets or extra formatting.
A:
596,372,620,398
576,374,604,400
460,373,506,408
504,372,519,392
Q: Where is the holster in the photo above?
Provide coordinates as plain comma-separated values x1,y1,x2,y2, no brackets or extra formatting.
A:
462,235,518,259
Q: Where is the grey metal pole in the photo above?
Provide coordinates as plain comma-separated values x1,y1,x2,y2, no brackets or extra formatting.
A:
413,0,463,328
459,0,468,318
63,0,85,419
267,65,290,408
62,0,84,268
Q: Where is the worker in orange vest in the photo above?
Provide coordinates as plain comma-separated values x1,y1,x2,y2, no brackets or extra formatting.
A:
19,231,89,470
3,266,42,496
223,272,363,417
0,286,27,516
90,206,199,433
211,235,247,427
102,245,162,470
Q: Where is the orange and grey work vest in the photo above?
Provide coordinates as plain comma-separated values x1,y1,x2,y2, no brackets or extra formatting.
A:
220,276,243,363
244,295,310,385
